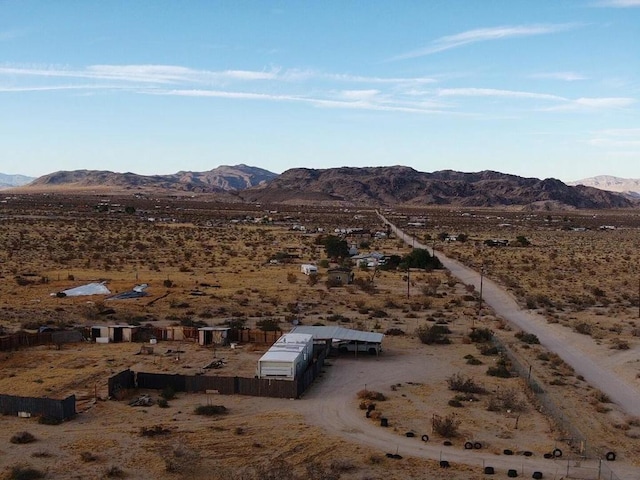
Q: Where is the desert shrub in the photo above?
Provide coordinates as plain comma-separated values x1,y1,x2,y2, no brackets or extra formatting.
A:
515,331,540,344
140,425,171,437
329,458,357,473
495,388,526,412
610,338,630,350
479,344,499,356
10,431,36,444
357,389,386,401
370,309,388,318
30,451,52,459
194,405,228,416
105,466,126,478
353,277,377,293
468,327,493,343
157,398,169,408
7,465,44,480
164,444,201,474
160,386,176,400
592,390,611,404
80,451,98,462
417,324,451,345
447,373,486,394
286,272,297,284
432,413,461,438
38,416,62,425
574,322,593,335
465,356,483,365
486,356,512,378
384,328,405,336
448,398,464,408
256,318,281,331
327,314,349,323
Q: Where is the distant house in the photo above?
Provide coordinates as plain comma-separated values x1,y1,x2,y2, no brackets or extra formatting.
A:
327,267,354,285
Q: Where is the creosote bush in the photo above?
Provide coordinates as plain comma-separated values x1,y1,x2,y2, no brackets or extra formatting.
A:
416,323,451,345
446,373,486,394
468,327,493,343
7,464,45,480
432,413,461,438
10,431,36,444
357,389,386,401
194,404,228,416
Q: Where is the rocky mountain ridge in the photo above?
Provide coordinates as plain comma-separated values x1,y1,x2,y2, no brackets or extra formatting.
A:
19,165,637,209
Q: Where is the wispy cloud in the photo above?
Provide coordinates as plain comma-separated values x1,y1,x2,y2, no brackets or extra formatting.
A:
390,24,578,60
437,87,565,101
543,97,636,111
589,128,640,148
531,72,588,81
0,63,632,116
593,0,640,7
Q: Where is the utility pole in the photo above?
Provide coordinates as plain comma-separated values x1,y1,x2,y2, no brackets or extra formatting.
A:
476,265,484,328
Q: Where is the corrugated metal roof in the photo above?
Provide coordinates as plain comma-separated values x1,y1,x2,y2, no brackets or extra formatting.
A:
290,326,383,343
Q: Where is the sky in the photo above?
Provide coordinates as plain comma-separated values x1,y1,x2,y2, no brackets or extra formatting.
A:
1,0,639,182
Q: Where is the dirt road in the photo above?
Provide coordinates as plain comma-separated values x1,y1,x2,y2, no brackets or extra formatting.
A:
382,215,640,419
297,349,605,479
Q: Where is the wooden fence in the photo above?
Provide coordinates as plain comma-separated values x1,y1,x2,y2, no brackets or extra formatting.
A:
108,345,327,400
0,393,76,421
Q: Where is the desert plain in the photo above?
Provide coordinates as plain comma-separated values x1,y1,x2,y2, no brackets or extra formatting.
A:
0,192,639,479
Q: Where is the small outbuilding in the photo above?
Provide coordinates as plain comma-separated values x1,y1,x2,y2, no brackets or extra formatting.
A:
198,327,230,346
91,324,139,343
256,333,314,380
327,267,354,285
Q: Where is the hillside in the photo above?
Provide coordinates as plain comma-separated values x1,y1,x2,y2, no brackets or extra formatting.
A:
0,173,34,189
28,164,277,193
241,166,634,209
568,175,640,198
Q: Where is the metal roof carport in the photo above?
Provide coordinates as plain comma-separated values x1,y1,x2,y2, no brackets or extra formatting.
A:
289,326,384,356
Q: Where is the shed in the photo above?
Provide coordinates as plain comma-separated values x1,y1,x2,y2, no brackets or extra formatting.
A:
198,327,230,346
91,326,109,342
256,333,314,381
108,325,139,343
327,267,354,285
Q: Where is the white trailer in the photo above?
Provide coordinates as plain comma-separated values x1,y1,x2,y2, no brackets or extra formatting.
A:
256,333,314,380
300,264,318,275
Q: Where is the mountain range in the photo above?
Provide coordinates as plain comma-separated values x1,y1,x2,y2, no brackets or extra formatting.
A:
15,165,637,210
567,175,640,198
28,164,276,193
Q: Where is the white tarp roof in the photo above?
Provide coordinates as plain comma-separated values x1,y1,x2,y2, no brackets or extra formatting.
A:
290,326,383,344
52,282,111,297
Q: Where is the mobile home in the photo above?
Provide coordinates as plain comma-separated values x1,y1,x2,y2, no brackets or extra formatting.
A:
256,333,314,380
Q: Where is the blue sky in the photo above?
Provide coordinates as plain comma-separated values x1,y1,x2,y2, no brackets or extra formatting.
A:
1,0,639,181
